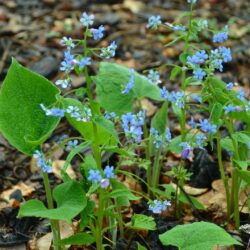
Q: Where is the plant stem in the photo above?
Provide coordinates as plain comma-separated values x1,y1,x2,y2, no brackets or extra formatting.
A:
216,131,230,219
151,147,162,191
42,172,61,250
96,189,105,250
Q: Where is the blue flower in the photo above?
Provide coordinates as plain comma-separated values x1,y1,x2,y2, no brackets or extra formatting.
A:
122,111,145,143
171,91,186,109
195,133,207,148
224,104,237,114
211,47,232,63
237,89,245,101
147,69,161,85
226,82,233,91
104,166,115,179
187,0,197,3
160,86,171,100
197,20,208,31
91,25,105,40
190,94,202,103
198,119,217,134
213,26,229,43
100,41,117,59
122,69,135,94
100,178,110,189
179,142,192,159
80,12,94,27
104,112,116,120
87,169,102,184
193,68,206,80
211,59,223,72
188,117,197,129
150,128,163,148
60,51,76,73
148,200,171,214
33,150,52,173
55,79,71,89
66,140,78,151
66,106,92,122
60,37,75,49
187,50,208,67
147,15,162,29
78,57,91,69
165,128,172,142
40,104,65,117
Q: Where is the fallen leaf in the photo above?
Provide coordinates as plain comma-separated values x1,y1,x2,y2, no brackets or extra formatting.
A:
52,160,76,180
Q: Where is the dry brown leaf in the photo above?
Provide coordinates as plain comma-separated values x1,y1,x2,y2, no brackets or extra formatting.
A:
52,160,76,180
141,98,157,117
182,185,208,196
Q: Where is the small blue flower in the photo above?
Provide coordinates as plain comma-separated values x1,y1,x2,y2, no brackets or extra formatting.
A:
188,117,197,129
190,94,202,103
187,50,208,67
213,26,229,43
193,68,206,80
147,15,162,29
100,178,110,189
60,51,76,73
104,112,116,120
80,12,94,27
88,169,102,184
197,20,208,31
55,79,71,89
104,166,115,179
60,37,75,49
160,87,171,101
148,200,171,214
171,91,186,109
40,104,65,117
226,82,234,91
165,22,186,31
237,89,246,101
33,150,52,173
165,128,172,142
100,41,117,59
66,140,78,151
211,59,223,72
179,142,192,159
198,119,217,134
147,70,161,85
224,104,237,114
122,69,135,94
91,25,105,40
195,133,207,148
150,128,162,148
78,57,91,69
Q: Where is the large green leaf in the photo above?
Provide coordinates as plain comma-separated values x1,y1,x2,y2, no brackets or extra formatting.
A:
93,62,163,115
62,98,117,146
18,181,86,224
59,233,95,246
159,221,242,250
0,58,61,155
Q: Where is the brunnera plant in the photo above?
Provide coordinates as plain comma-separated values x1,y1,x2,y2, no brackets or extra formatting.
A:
0,0,248,249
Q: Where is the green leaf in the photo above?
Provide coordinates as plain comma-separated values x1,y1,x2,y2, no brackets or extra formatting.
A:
93,62,162,115
220,137,233,152
63,141,91,173
159,221,242,250
0,58,61,155
151,102,168,134
137,242,147,250
234,160,249,170
179,191,205,210
210,103,223,125
170,66,182,81
108,189,140,201
237,169,250,184
232,132,250,145
62,98,117,146
59,233,95,246
130,214,156,231
18,181,86,223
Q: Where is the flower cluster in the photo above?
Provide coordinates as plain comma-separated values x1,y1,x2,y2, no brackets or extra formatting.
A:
66,140,78,151
87,166,115,188
161,88,186,109
187,50,208,67
91,25,105,40
213,26,229,43
150,128,172,149
66,105,92,122
33,150,52,173
198,119,217,134
121,111,145,142
148,200,171,214
100,41,117,59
